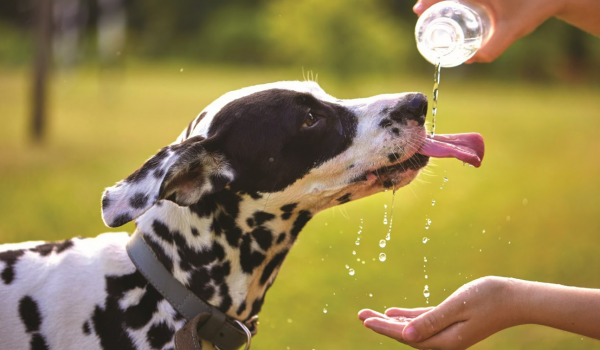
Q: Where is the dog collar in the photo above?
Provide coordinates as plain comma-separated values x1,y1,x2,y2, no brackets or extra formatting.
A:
126,231,254,350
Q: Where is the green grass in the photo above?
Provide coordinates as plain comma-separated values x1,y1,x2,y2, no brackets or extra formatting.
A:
1,64,599,349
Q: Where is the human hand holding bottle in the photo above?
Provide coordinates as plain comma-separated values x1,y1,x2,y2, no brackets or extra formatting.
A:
358,276,600,350
414,0,600,63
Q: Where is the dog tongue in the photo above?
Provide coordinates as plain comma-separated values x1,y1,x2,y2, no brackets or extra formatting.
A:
419,133,485,167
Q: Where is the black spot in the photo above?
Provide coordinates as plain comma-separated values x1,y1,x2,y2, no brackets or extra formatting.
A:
276,233,286,244
251,227,274,250
391,128,400,136
248,298,264,320
236,300,247,316
188,268,215,301
246,218,255,228
212,241,226,261
387,153,400,163
102,195,110,210
260,251,288,285
19,296,42,333
55,239,74,253
185,119,194,138
144,235,174,273
217,283,232,312
253,211,275,226
111,214,133,227
129,193,149,209
152,220,174,244
239,235,266,273
247,192,263,200
190,227,199,237
0,249,25,284
82,321,91,335
193,112,207,129
30,333,49,350
383,180,394,188
210,261,231,284
92,280,137,350
347,164,355,169
281,212,292,220
153,168,166,179
189,198,218,218
290,210,312,239
147,322,175,350
336,193,351,204
280,203,298,212
379,118,393,128
216,212,243,248
126,148,170,184
124,285,164,330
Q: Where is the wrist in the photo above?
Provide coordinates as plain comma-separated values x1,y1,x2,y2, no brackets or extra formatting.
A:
499,277,530,327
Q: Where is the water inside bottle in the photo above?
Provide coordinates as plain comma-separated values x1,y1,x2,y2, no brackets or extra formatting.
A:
430,62,441,136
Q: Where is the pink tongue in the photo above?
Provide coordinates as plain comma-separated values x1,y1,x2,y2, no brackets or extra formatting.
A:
419,133,485,167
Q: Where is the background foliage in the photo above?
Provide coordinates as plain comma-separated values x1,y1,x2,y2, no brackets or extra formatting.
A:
1,0,600,349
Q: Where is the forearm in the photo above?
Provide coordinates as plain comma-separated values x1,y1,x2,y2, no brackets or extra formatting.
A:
511,278,600,339
556,0,600,36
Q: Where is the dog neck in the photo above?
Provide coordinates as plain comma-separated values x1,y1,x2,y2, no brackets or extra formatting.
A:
133,188,313,323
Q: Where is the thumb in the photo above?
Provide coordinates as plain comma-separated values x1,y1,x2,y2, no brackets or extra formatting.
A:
401,303,461,343
413,0,445,15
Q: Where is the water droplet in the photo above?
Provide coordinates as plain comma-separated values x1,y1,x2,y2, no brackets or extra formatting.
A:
362,260,366,265
287,318,293,323
506,216,511,221
508,241,511,244
384,204,388,209
323,308,327,313
369,293,373,297
345,265,349,269
431,200,436,206
379,240,386,248
424,257,428,262
522,198,528,206
385,232,390,241
379,253,387,262
425,275,428,279
422,237,429,244
352,251,356,255
423,285,430,298
443,177,449,182
383,219,388,225
357,258,360,262
355,240,360,246
482,230,486,234
269,157,274,162
349,269,355,276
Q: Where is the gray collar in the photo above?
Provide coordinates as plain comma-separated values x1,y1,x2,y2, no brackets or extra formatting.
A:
126,232,254,350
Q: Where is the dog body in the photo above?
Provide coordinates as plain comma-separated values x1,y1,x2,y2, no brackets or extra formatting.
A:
0,81,430,350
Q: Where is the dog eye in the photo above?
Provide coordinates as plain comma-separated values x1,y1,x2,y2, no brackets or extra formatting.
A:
303,111,318,128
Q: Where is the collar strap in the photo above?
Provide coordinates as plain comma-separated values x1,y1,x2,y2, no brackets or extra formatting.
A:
126,232,252,350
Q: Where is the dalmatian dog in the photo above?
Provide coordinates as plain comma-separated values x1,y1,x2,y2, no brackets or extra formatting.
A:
0,81,484,350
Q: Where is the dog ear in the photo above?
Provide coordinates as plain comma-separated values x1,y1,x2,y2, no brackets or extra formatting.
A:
101,136,234,228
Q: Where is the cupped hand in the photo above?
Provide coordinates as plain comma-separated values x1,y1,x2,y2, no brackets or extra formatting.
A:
358,276,522,350
413,0,568,63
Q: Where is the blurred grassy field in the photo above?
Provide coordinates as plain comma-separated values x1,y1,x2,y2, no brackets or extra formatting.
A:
1,64,600,350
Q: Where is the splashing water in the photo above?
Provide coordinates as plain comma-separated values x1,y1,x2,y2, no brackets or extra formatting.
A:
425,218,432,230
349,269,355,276
379,253,387,262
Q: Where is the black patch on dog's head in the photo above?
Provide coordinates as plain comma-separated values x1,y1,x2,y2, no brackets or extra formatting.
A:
206,89,357,193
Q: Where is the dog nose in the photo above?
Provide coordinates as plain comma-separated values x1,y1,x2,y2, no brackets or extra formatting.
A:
390,93,428,126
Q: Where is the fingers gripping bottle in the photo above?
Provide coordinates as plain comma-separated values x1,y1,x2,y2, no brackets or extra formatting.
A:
415,1,491,67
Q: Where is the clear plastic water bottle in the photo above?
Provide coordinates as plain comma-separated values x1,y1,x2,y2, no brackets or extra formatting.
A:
415,1,491,67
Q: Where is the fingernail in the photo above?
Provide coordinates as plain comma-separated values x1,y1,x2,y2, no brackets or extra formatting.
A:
413,2,424,13
403,325,419,342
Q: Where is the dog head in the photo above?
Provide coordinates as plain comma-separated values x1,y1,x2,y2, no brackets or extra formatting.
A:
101,81,430,227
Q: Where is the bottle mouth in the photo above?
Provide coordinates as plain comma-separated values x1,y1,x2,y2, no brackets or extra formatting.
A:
424,19,465,58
